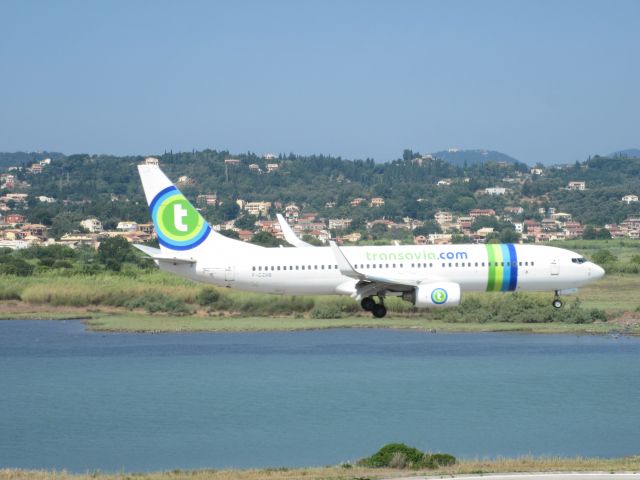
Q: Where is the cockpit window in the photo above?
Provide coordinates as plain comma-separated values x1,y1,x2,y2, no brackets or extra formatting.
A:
572,257,587,264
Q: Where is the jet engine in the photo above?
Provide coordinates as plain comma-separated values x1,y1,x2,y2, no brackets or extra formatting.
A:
404,282,461,308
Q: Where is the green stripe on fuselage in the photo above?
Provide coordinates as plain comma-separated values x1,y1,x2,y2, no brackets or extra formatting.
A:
486,244,496,291
492,244,504,292
486,244,506,292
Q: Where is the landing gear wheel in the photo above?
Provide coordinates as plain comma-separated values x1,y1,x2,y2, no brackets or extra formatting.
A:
361,297,375,312
372,303,387,318
552,299,563,309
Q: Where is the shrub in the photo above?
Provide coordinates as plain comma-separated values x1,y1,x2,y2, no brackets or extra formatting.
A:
429,453,457,467
358,443,425,468
310,303,344,319
358,443,457,470
197,288,220,306
0,257,34,276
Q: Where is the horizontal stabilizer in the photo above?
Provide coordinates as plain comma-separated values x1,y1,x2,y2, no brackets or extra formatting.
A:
133,244,196,265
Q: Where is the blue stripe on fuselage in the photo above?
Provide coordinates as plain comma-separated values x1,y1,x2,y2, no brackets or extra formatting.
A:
500,244,511,291
508,243,518,291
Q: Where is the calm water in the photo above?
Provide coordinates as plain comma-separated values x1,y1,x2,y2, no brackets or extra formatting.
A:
0,321,639,472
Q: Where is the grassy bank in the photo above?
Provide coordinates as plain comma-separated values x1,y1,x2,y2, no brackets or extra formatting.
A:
81,313,640,335
1,271,640,334
2,456,640,480
2,238,640,333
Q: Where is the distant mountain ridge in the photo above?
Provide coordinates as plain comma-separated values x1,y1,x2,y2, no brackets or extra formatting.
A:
609,148,640,159
430,149,521,167
0,151,66,169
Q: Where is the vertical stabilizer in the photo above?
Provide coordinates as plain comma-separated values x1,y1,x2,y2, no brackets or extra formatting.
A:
137,164,257,255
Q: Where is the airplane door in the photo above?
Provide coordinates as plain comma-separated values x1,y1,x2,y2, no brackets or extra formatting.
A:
550,259,560,275
224,266,235,281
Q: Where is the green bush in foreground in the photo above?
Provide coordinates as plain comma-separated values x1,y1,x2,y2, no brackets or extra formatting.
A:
357,443,457,470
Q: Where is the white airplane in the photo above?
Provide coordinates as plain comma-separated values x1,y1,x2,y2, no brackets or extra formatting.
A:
135,164,605,318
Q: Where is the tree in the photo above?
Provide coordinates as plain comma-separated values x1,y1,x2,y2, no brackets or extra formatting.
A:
98,236,132,271
413,221,441,236
499,228,520,243
219,229,240,240
234,214,258,231
249,231,282,247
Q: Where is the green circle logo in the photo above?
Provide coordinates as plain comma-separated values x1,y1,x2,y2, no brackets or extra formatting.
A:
431,288,448,304
150,186,211,250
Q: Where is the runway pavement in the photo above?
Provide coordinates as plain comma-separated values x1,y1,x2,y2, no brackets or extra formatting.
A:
387,473,640,480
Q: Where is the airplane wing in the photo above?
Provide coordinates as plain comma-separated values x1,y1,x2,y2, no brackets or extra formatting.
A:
133,244,196,265
329,241,438,300
276,213,314,247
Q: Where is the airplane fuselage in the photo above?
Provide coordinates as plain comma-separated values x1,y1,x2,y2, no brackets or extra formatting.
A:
161,243,603,296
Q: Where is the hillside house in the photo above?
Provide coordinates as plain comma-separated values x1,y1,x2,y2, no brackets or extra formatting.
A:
116,221,138,232
329,218,352,230
370,197,385,207
245,201,271,216
80,218,103,233
567,181,586,191
196,194,218,206
622,194,638,204
469,208,496,219
434,211,453,225
484,187,509,195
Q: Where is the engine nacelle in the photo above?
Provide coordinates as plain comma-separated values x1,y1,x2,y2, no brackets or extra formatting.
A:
406,282,462,308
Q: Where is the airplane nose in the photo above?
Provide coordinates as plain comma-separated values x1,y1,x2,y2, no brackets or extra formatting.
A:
592,264,605,279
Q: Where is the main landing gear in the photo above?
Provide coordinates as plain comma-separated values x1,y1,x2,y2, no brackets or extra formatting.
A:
361,296,387,318
552,291,563,309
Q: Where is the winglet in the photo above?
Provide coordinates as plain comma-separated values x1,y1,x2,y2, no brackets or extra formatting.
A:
329,241,364,280
276,214,313,247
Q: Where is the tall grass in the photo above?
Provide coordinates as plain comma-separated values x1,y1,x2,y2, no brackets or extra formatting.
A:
0,268,611,323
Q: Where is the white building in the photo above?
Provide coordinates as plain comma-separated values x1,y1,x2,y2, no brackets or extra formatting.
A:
568,181,586,191
116,221,138,232
622,194,638,204
81,218,103,233
328,218,352,230
434,211,453,225
244,201,271,216
144,157,159,166
484,187,508,195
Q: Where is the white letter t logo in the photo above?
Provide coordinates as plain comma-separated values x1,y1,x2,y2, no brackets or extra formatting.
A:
174,204,188,232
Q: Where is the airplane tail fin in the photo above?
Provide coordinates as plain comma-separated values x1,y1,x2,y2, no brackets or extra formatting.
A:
137,164,256,255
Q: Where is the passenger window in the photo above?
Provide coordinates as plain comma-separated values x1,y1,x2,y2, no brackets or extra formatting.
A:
277,266,281,271
531,261,535,266
301,266,305,270
448,262,452,267
525,262,528,266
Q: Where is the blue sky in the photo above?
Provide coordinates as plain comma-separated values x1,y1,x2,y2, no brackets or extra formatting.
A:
0,0,638,164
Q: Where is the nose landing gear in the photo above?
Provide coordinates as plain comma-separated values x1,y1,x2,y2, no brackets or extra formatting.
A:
361,296,387,318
